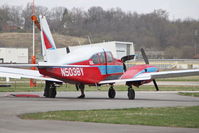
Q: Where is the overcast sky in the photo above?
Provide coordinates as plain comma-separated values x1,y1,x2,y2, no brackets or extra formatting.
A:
1,0,199,20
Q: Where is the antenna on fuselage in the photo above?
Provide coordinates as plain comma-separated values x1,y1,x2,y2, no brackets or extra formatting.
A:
66,47,70,53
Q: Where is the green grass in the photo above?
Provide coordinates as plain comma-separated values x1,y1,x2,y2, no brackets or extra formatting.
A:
179,92,199,97
0,77,199,92
20,106,199,128
0,82,199,92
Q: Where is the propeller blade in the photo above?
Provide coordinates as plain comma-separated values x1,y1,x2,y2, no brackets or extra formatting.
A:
153,79,159,91
140,48,149,64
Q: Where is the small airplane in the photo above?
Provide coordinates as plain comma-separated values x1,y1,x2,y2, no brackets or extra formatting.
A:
0,15,199,100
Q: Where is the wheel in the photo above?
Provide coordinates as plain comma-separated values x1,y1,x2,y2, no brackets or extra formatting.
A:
127,87,135,100
108,87,116,98
49,85,56,98
44,81,50,97
44,81,57,98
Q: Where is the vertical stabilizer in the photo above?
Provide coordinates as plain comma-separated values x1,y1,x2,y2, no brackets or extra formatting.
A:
39,15,56,62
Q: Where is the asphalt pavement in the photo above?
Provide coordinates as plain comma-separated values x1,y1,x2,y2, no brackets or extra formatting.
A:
0,91,199,133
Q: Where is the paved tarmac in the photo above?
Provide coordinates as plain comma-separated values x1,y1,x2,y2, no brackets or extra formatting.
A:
0,91,199,133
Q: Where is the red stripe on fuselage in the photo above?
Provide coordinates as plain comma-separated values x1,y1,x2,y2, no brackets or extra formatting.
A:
39,67,105,84
38,58,124,84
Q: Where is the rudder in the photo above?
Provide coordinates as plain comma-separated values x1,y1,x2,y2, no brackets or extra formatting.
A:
39,15,57,62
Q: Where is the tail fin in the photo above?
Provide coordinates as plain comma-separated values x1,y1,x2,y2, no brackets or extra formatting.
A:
39,15,56,61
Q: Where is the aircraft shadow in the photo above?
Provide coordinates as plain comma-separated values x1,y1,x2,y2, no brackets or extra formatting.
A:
55,97,129,101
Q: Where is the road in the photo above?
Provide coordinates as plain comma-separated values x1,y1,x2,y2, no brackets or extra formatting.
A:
0,91,199,133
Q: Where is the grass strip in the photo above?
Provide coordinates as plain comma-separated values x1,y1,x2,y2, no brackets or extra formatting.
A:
20,106,199,128
0,83,199,92
179,92,199,97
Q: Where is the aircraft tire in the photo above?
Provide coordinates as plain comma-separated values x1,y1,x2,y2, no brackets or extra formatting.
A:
127,87,135,100
44,81,50,97
108,87,116,98
49,85,56,98
44,81,57,98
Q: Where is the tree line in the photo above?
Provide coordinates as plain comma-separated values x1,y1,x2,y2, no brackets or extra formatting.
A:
0,4,199,58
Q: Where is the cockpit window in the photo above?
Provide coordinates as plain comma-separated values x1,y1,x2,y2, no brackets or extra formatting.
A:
92,54,99,64
99,52,106,63
91,52,113,64
106,52,113,62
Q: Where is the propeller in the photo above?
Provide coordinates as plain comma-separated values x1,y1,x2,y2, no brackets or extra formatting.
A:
140,48,159,91
140,48,149,64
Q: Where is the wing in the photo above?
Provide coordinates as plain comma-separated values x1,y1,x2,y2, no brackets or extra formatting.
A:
0,63,90,82
0,67,61,82
0,63,90,68
99,69,199,84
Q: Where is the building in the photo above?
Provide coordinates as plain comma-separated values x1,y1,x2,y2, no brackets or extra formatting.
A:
0,48,28,63
51,41,135,60
69,41,135,59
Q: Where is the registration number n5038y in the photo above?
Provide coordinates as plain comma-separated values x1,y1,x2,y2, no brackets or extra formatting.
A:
61,68,84,77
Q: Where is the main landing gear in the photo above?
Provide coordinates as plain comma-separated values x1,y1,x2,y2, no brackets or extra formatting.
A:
107,84,135,100
126,82,135,100
43,81,62,98
43,81,57,98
